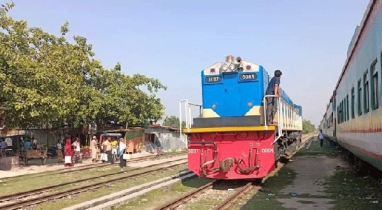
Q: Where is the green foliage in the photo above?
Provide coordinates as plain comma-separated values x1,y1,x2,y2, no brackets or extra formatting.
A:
0,2,167,130
302,119,315,133
162,115,186,128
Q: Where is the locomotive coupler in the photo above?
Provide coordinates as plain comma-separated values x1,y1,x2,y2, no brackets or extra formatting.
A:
219,158,235,172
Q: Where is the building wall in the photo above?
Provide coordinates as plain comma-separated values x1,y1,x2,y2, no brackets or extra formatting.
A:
30,130,58,146
144,127,187,152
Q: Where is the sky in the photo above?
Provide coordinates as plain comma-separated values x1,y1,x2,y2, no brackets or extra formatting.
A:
4,0,370,126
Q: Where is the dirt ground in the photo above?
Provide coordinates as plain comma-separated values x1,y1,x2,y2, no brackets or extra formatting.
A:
277,155,347,209
273,137,382,210
274,138,344,209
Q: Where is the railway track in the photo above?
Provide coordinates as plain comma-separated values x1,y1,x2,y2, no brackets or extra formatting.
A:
7,153,186,179
154,180,219,210
212,133,316,210
0,158,188,210
153,133,315,210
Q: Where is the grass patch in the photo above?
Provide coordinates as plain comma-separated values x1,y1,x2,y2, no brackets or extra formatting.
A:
31,164,189,210
231,167,297,210
324,168,382,209
294,138,338,158
112,177,212,210
0,165,121,195
0,152,186,195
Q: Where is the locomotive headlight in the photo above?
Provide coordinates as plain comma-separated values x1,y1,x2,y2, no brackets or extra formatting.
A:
221,63,229,71
229,63,236,71
212,103,217,109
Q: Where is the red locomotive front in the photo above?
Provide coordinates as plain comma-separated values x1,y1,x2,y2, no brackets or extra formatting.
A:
186,127,277,180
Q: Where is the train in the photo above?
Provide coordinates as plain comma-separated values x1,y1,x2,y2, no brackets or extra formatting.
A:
180,55,303,180
319,0,382,172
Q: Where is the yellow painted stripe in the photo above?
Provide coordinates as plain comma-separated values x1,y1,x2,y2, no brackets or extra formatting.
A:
182,126,276,133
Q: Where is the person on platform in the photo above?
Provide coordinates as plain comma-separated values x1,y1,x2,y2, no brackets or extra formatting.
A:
72,137,81,163
90,136,98,162
265,70,282,125
57,139,63,163
318,129,324,147
24,138,31,151
102,137,113,164
117,138,127,170
31,137,37,150
111,138,118,162
0,139,7,157
64,138,73,167
154,134,162,156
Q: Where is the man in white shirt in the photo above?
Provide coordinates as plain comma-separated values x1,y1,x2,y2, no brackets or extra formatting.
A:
72,138,81,162
318,129,324,147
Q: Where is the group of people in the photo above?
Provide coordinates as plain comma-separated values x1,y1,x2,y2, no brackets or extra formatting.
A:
57,137,81,166
56,137,81,164
90,136,128,169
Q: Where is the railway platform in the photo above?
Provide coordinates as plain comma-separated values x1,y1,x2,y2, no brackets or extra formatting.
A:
236,135,382,210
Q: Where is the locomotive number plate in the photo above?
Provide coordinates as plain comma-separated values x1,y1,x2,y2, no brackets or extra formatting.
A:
261,148,274,153
205,76,222,83
240,73,257,81
188,149,199,154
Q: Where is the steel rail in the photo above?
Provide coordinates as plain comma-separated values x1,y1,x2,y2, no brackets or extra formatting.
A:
0,158,187,203
0,160,188,210
213,182,256,210
153,180,219,210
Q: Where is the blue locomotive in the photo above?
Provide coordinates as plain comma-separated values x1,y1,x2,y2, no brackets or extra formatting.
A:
193,55,302,129
181,55,304,180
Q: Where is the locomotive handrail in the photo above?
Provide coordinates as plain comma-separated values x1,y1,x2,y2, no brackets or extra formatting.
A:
262,95,283,143
179,99,189,144
179,99,202,143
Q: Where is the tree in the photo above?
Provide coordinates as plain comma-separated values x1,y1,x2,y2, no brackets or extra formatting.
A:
302,119,315,134
0,2,168,131
1,3,86,128
163,115,186,128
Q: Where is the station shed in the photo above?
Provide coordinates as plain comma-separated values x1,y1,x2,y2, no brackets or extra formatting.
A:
144,125,187,153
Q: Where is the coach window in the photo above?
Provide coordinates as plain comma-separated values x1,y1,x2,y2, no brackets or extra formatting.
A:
364,70,370,113
342,99,347,122
340,101,343,123
342,99,344,122
339,102,342,124
343,100,346,122
371,60,379,110
346,94,349,121
358,79,362,116
351,88,355,118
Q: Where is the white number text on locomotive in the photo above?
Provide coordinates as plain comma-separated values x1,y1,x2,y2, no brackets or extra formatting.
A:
188,149,199,154
261,148,274,153
240,73,257,81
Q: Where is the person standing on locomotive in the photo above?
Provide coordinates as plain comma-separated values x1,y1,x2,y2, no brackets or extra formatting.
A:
265,70,282,125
